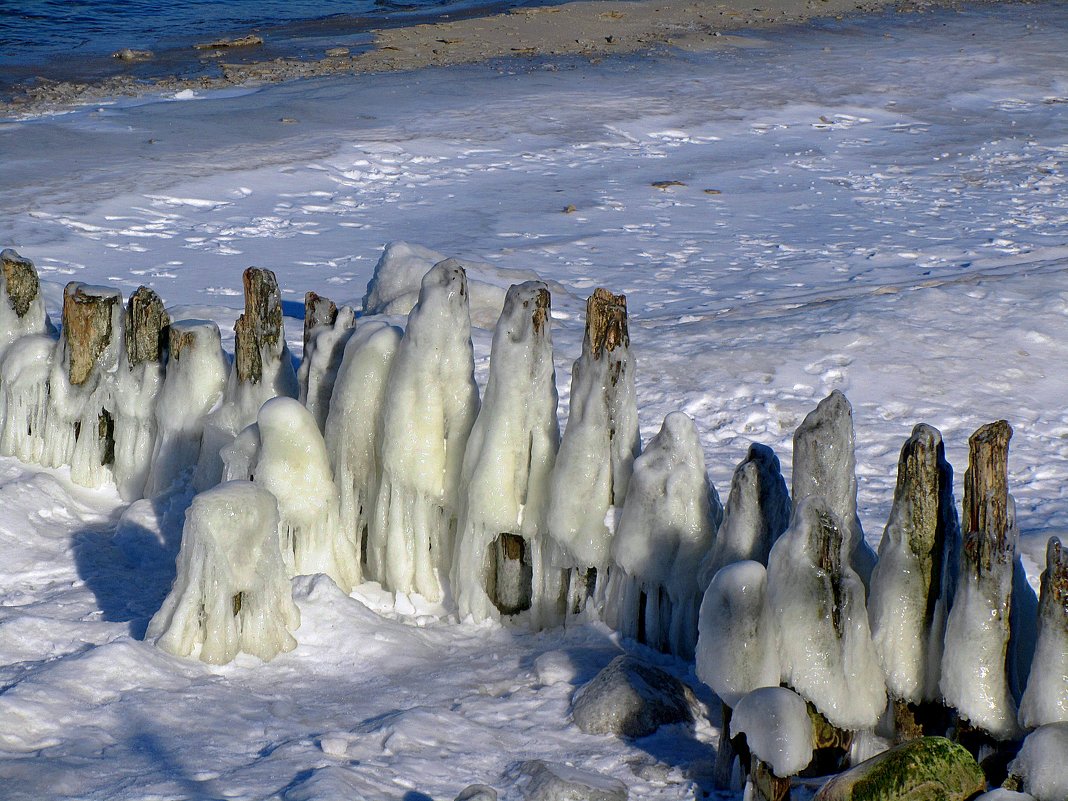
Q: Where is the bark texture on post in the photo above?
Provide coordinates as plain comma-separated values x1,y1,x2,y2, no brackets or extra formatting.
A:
751,758,790,801
303,291,337,354
490,532,533,615
63,283,120,386
125,286,169,367
234,267,285,385
962,420,1013,563
585,287,628,359
804,701,853,776
1,249,41,319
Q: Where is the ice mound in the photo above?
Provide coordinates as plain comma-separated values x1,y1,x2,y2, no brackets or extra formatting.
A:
1018,537,1068,729
1007,723,1068,801
730,686,813,778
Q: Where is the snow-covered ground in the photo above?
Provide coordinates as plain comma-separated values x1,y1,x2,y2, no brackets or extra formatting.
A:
1,3,1067,798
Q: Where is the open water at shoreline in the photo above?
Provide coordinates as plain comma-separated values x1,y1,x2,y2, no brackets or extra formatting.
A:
0,0,542,96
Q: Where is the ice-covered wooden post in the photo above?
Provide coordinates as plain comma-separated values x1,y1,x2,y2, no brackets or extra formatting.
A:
0,249,56,463
452,282,564,626
194,266,298,490
298,291,355,431
1018,537,1067,729
368,259,480,601
147,481,300,664
42,282,124,487
548,288,640,613
868,424,959,741
791,390,877,587
940,421,1024,743
112,286,170,501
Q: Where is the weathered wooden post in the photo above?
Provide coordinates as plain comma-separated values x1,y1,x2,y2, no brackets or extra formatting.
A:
303,290,337,354
298,290,355,431
1018,536,1068,729
0,248,54,358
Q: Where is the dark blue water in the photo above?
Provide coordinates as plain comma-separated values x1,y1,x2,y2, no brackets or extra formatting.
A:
0,0,526,94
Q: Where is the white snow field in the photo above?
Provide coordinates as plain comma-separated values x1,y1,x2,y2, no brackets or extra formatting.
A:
2,3,1068,799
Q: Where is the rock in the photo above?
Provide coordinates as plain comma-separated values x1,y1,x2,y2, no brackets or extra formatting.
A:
112,48,153,61
325,47,350,57
455,785,498,801
571,654,698,738
511,760,627,801
193,34,263,50
813,736,985,801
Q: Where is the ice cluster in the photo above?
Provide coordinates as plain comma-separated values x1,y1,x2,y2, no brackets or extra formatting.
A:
729,686,814,778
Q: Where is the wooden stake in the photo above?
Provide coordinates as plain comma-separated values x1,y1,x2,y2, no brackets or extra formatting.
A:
234,267,284,385
125,286,169,367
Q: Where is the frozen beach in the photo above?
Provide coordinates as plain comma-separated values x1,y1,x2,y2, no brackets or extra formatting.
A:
1,1,1068,798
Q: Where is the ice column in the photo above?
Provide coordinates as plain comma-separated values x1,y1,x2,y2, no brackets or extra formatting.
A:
194,267,298,490
368,260,480,601
868,424,959,736
147,481,300,664
297,292,355,432
548,288,640,612
112,287,170,501
767,496,886,731
143,320,229,497
1017,537,1067,729
451,282,564,627
699,443,790,589
609,412,720,655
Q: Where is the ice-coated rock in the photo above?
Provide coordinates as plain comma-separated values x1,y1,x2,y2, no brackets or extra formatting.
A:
696,560,779,709
571,654,698,738
767,496,886,730
368,259,480,601
451,282,564,627
455,784,498,801
813,737,985,801
549,288,640,579
608,411,721,656
868,423,959,705
510,760,627,801
147,481,300,664
324,320,402,589
297,299,355,432
1006,723,1068,801
1018,537,1068,729
699,443,790,588
730,686,813,778
791,390,877,586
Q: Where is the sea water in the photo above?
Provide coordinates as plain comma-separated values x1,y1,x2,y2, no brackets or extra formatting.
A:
0,0,535,96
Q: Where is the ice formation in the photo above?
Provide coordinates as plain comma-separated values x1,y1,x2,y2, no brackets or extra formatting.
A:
696,560,779,708
143,320,230,497
368,259,480,601
1018,537,1068,729
324,321,402,589
607,411,720,655
548,288,640,607
450,282,565,627
297,297,356,432
0,249,54,362
251,397,357,592
1007,723,1068,801
867,423,959,705
42,282,124,488
791,390,877,586
111,287,170,501
194,267,298,491
147,481,300,664
767,496,886,730
0,333,56,464
699,443,790,588
730,686,814,778
940,421,1023,740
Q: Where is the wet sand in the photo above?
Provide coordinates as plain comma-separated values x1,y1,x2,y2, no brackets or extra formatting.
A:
2,0,1014,116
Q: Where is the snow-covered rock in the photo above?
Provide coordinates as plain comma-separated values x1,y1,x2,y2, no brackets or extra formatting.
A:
451,281,564,627
696,560,779,709
510,760,628,801
571,654,699,738
368,259,480,601
455,784,498,801
147,480,300,664
791,390,877,586
1006,723,1068,801
730,686,813,778
767,496,886,730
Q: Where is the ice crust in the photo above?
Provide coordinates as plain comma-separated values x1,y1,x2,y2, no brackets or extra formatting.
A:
324,320,402,589
696,560,779,709
297,304,356,432
1008,723,1068,801
451,281,564,627
607,411,721,655
767,496,886,730
368,259,480,601
730,686,814,778
146,480,300,664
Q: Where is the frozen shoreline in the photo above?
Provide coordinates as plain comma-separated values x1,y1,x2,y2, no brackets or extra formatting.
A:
1,0,1033,117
